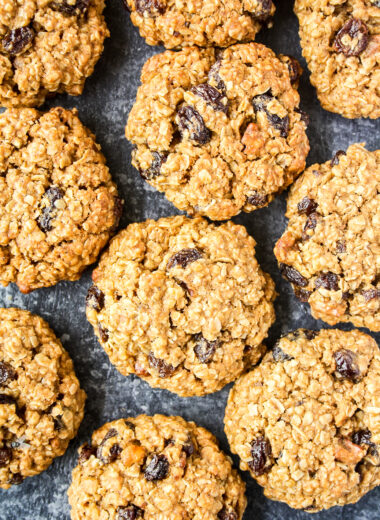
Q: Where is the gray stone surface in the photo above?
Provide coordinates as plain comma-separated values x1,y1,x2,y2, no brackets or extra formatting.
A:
0,0,379,518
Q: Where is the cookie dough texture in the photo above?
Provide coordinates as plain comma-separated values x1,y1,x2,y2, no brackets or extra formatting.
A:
68,414,246,520
86,215,276,396
126,0,275,49
274,143,379,331
225,328,380,512
294,0,380,119
0,0,108,108
0,107,122,293
0,308,86,490
126,44,309,221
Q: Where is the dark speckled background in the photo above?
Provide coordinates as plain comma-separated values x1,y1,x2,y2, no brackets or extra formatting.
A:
0,0,379,518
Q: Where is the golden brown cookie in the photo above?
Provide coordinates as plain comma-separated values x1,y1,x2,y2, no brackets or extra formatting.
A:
126,44,309,221
86,215,276,396
0,307,86,490
274,143,379,331
0,107,122,293
68,414,246,520
0,0,109,107
225,328,380,511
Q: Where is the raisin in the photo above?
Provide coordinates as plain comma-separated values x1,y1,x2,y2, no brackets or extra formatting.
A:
352,429,375,447
362,289,379,301
177,106,211,145
272,345,293,362
37,186,64,233
336,240,346,254
315,272,339,291
247,192,268,207
304,330,318,340
295,108,310,126
112,197,124,229
302,212,318,240
252,92,289,138
191,84,228,113
97,431,122,463
333,18,369,57
78,443,97,464
194,334,219,363
125,420,136,431
140,152,167,180
2,27,35,56
0,447,12,468
294,287,312,302
100,428,118,445
208,60,226,93
297,197,318,215
331,150,346,166
9,473,23,485
144,454,169,481
282,55,302,85
217,508,238,520
98,323,109,342
333,349,361,382
53,416,64,431
0,394,16,406
249,436,273,476
117,505,143,520
86,286,105,312
279,264,308,287
252,91,273,112
167,248,202,269
135,0,166,15
0,362,17,386
51,0,89,15
148,353,174,378
182,440,195,457
252,0,274,21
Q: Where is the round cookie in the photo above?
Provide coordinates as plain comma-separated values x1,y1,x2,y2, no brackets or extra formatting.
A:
68,414,246,519
126,0,275,49
274,143,379,331
0,0,108,108
0,107,122,293
86,215,276,396
0,307,86,490
294,0,380,119
125,44,309,221
224,328,380,512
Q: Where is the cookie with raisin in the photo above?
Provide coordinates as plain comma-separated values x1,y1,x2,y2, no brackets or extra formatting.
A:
225,328,380,511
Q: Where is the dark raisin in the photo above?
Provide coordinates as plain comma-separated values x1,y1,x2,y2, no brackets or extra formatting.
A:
2,27,35,56
362,289,379,301
140,152,167,180
78,443,97,464
125,420,136,431
167,248,202,269
9,473,23,485
304,330,318,340
108,444,122,462
37,186,64,233
97,430,122,463
295,108,310,126
336,240,346,254
51,0,89,15
315,272,339,291
0,394,16,406
302,212,318,240
352,429,375,447
342,291,351,301
279,264,308,287
148,353,174,378
249,436,273,476
283,55,303,85
0,447,12,468
208,60,226,93
177,106,211,145
252,91,273,112
331,150,346,166
144,454,169,481
252,0,274,21
333,349,361,382
252,92,289,138
217,508,238,520
333,18,369,57
98,323,109,342
191,84,228,113
100,428,118,445
182,440,195,457
297,197,318,215
272,345,293,362
135,0,166,15
86,286,105,312
294,287,312,302
117,505,143,520
112,197,124,229
53,416,64,431
247,192,268,207
194,334,219,363
0,362,17,386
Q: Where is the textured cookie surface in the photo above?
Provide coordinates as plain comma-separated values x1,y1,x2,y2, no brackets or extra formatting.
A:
126,0,275,48
294,0,380,118
126,44,309,220
86,215,276,396
274,143,379,331
0,107,122,293
225,328,380,511
0,0,108,108
0,307,86,490
68,414,246,520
